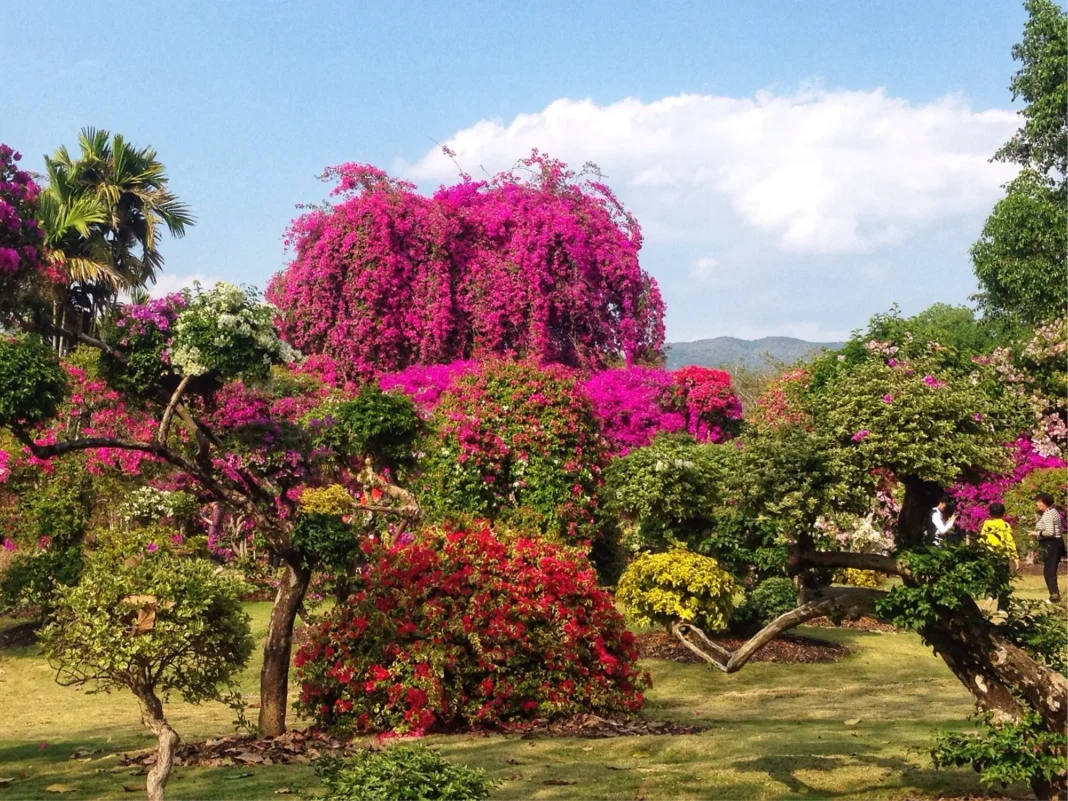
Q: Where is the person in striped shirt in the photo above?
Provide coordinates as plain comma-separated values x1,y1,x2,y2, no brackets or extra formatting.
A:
1033,492,1065,603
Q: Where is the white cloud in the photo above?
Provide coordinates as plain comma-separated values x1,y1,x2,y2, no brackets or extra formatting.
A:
148,273,220,298
401,89,1017,256
689,257,719,281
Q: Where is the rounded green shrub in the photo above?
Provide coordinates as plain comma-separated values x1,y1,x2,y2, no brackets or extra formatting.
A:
317,744,495,801
0,334,66,427
731,576,797,634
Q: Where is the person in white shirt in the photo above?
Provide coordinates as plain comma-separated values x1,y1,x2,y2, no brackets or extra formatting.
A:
927,495,957,546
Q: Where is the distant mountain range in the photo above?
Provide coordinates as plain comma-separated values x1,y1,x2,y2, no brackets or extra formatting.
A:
665,336,844,371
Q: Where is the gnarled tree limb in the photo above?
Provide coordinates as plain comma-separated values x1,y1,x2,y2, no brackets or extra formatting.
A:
672,587,886,674
156,374,192,446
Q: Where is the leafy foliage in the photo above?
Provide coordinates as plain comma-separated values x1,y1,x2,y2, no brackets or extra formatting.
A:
317,744,495,801
616,548,737,632
932,712,1067,793
731,576,797,633
43,550,253,705
312,383,420,469
0,547,83,620
972,171,1067,325
875,547,1011,630
0,335,67,427
295,525,647,734
603,435,736,551
998,599,1068,674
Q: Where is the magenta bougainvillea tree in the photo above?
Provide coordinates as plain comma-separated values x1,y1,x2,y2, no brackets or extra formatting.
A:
268,152,666,379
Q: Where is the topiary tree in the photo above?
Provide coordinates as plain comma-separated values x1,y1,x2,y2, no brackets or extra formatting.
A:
295,524,647,734
43,550,253,801
268,152,666,380
602,434,737,552
616,548,737,635
667,341,1068,797
418,360,608,544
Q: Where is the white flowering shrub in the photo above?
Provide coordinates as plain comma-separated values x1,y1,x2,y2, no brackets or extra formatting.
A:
169,282,296,379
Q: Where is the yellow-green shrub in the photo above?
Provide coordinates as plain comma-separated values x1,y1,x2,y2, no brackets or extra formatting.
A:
617,548,736,631
299,484,356,516
835,568,887,589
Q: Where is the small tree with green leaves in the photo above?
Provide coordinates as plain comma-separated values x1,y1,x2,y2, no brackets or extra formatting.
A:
43,551,253,801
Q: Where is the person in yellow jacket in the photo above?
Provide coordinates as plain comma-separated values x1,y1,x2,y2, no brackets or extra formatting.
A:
979,502,1017,615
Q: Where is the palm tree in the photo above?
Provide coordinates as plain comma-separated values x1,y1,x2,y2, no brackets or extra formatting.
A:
39,128,195,340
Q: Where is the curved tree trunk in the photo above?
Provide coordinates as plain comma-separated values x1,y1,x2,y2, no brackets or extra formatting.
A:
258,561,311,736
896,474,943,551
135,689,179,801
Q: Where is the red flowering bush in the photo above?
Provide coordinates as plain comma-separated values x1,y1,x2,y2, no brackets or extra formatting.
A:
418,360,608,543
673,366,744,441
269,152,665,380
294,525,648,734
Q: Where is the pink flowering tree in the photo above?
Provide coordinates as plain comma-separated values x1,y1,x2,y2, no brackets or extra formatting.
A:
0,145,52,316
0,270,427,737
268,152,666,380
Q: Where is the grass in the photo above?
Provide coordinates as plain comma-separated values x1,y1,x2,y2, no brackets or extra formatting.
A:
0,575,1059,800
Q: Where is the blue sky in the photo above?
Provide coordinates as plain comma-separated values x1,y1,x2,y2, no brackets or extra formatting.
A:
2,1,1033,343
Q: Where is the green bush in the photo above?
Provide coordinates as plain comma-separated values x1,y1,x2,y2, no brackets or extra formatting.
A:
0,334,67,427
0,547,83,620
311,384,420,470
43,551,253,703
603,435,736,552
317,744,495,801
731,576,797,634
617,548,737,632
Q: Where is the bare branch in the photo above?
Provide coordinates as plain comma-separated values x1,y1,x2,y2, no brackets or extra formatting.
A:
673,587,886,674
156,374,192,445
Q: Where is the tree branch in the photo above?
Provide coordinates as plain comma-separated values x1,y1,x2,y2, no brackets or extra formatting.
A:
672,587,886,674
156,374,192,445
796,550,912,581
357,457,421,519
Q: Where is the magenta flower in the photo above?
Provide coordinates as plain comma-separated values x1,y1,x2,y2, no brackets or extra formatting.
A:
146,542,159,553
887,358,898,367
973,413,983,422
37,535,52,551
852,430,870,442
2,537,15,552
882,394,893,404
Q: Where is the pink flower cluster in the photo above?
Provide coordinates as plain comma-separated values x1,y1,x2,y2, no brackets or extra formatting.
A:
0,144,49,300
582,365,742,454
379,361,475,418
951,437,1067,534
269,151,666,380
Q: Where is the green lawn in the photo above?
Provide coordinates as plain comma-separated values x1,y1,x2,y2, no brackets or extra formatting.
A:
0,576,1057,800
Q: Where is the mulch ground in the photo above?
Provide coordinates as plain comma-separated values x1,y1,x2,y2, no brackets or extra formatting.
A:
635,630,850,665
0,621,39,648
118,714,703,769
807,615,900,633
